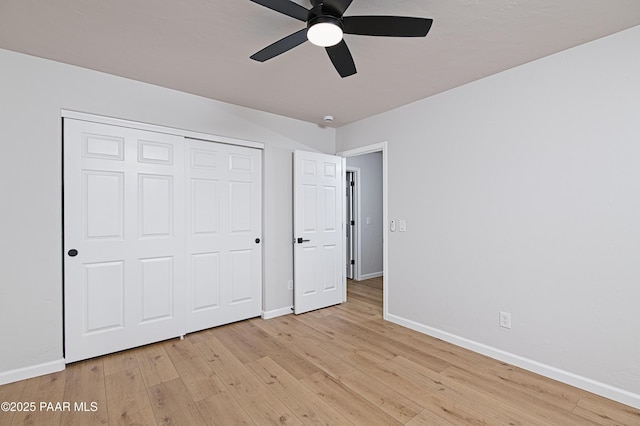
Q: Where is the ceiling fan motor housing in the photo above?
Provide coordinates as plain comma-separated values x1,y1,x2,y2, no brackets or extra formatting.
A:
308,1,343,21
307,15,343,31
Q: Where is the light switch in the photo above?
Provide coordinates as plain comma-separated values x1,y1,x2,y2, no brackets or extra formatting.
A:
399,220,406,232
390,220,396,232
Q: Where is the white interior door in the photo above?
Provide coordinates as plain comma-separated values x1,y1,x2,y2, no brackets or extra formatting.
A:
293,150,345,314
64,119,186,363
185,139,262,333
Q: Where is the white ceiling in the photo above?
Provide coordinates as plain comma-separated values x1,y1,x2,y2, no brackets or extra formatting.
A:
1,0,639,127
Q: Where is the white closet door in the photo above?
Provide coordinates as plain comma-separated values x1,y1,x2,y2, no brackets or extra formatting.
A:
64,119,186,363
186,139,262,333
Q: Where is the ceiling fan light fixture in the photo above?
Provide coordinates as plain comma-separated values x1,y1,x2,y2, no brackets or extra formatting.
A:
307,16,343,47
250,0,434,78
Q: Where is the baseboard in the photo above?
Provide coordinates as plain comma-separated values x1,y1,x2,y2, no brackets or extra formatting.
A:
262,306,293,320
386,313,640,410
0,358,65,385
358,271,383,280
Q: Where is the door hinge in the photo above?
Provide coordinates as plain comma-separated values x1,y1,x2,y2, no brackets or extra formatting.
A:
350,181,355,187
350,220,355,226
350,260,355,265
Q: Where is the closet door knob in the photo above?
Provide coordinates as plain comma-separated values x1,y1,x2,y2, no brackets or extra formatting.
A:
255,238,261,244
68,249,78,257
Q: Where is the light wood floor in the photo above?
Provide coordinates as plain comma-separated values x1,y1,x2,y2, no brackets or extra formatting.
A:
2,277,639,425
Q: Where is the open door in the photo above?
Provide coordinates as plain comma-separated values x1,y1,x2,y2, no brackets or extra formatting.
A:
293,150,345,314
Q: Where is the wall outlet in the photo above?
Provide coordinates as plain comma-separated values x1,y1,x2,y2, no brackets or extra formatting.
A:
499,311,512,329
288,280,293,291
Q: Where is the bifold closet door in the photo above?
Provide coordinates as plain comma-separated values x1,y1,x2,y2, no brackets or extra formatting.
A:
63,118,262,363
63,119,186,363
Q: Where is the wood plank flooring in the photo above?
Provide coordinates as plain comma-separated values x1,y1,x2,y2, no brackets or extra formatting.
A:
2,277,639,425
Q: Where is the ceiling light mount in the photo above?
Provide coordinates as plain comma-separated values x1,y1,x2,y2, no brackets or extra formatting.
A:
307,15,343,47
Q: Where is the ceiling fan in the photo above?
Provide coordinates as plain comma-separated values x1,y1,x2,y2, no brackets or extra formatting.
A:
249,0,433,78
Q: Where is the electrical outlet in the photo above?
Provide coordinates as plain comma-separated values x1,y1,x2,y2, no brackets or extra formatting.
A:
499,311,512,329
288,280,293,291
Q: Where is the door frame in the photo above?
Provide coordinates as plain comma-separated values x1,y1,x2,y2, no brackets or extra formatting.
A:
345,167,361,281
337,142,388,319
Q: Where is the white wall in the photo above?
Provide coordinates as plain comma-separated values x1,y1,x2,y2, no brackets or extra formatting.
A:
0,48,334,382
347,152,383,278
336,26,640,408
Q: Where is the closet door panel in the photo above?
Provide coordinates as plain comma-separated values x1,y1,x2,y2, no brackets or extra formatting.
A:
186,140,262,333
64,119,185,363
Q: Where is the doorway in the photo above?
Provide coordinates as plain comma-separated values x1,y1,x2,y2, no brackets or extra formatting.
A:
345,154,383,282
338,143,388,316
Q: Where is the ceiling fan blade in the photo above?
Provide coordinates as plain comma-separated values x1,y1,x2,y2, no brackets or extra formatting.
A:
249,0,309,21
326,40,356,78
322,0,353,16
343,16,433,37
250,28,308,62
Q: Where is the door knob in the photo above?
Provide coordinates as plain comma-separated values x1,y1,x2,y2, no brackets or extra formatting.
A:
255,238,261,244
296,238,310,244
68,249,78,257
